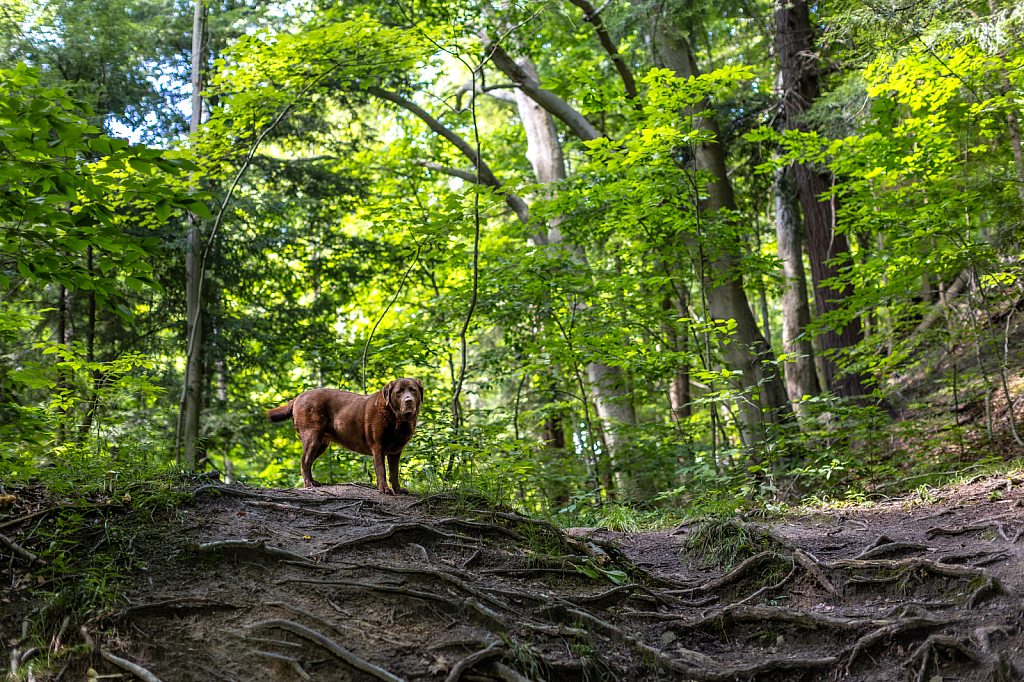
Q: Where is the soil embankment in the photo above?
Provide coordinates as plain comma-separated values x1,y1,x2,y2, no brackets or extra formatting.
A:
4,476,1024,681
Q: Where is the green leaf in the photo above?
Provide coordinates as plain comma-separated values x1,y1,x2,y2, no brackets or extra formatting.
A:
155,200,172,222
125,277,146,292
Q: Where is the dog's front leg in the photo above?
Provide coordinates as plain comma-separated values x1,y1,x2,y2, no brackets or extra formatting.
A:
372,450,394,495
386,452,407,495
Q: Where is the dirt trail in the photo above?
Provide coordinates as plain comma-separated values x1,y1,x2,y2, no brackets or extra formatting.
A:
5,476,1024,682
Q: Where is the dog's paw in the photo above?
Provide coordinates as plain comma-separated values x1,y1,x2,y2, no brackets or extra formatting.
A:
303,479,323,488
380,486,395,495
393,486,409,495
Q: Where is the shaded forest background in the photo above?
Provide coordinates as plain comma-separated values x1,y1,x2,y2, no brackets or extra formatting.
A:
2,0,1024,524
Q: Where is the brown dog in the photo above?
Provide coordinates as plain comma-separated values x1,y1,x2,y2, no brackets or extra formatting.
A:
266,378,423,493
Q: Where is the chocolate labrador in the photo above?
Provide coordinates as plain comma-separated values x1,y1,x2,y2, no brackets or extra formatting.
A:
266,378,423,493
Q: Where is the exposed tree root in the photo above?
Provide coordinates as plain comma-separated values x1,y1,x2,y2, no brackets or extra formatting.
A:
492,661,533,682
846,616,951,673
566,584,659,606
663,551,786,595
331,562,511,611
243,500,360,521
469,510,569,547
186,539,313,564
928,522,1004,537
697,604,880,631
125,598,241,613
224,631,303,649
80,482,1024,682
192,485,333,503
251,619,406,682
825,556,1004,606
545,604,837,681
854,538,929,560
271,578,511,630
478,567,580,576
793,548,840,597
81,626,163,682
905,634,977,682
443,641,503,682
436,518,526,541
253,650,311,680
319,523,476,553
733,560,796,605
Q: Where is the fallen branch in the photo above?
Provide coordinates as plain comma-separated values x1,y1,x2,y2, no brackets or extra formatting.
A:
252,619,406,682
0,508,53,531
0,531,45,567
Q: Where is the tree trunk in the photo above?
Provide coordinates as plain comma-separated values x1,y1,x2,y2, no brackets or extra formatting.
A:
56,284,67,444
78,246,100,439
510,55,640,492
775,0,864,398
648,23,794,445
180,0,205,468
664,292,691,421
774,164,820,412
587,361,637,491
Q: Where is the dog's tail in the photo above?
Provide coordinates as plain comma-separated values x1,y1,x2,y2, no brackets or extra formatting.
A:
266,402,294,422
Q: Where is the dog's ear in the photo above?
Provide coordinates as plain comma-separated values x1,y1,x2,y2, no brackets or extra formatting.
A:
413,378,424,400
380,381,395,406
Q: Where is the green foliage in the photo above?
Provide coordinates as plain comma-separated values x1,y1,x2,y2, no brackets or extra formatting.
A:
3,0,1024,542
0,64,204,308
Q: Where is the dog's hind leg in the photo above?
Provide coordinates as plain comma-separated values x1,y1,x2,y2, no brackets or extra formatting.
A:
386,452,407,495
300,438,329,488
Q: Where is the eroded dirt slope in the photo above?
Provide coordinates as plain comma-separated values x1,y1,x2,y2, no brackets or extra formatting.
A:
6,476,1024,682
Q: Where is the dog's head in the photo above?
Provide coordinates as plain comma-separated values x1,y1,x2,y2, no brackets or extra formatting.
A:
381,378,424,421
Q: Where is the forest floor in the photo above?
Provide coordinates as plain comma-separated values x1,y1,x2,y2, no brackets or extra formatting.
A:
3,473,1023,682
